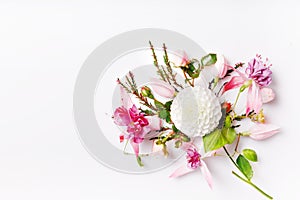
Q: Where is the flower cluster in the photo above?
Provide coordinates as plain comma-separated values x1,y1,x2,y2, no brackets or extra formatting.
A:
112,42,279,199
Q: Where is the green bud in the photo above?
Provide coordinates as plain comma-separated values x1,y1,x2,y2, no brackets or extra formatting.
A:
141,86,154,99
175,140,182,148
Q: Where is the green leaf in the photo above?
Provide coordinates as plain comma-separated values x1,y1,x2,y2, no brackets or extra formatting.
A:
164,101,172,111
242,149,258,162
136,155,144,167
154,100,165,110
188,63,195,71
172,124,179,133
236,155,253,180
158,109,171,123
201,53,217,66
203,128,237,152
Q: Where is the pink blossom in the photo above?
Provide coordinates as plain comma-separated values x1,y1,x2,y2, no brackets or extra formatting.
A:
215,54,228,78
260,87,275,103
186,147,201,169
113,104,149,143
246,55,272,87
222,55,273,115
149,78,175,98
248,124,279,140
170,147,213,189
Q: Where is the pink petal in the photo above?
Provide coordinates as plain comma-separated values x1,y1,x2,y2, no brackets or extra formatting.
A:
222,76,245,94
145,115,162,131
249,124,279,140
120,85,133,109
246,83,262,115
169,165,194,178
149,78,175,98
260,87,275,103
130,139,140,157
216,55,228,78
200,160,213,189
113,107,131,126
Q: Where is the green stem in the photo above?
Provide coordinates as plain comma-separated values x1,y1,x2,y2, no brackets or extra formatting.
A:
223,147,273,199
232,171,273,199
232,90,241,110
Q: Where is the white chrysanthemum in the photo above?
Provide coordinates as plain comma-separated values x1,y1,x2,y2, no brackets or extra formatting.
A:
170,86,222,137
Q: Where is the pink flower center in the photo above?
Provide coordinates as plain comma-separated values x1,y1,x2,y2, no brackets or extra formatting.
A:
186,148,201,169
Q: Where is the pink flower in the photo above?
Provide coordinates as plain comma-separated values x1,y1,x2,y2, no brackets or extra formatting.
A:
222,55,274,115
248,124,279,140
170,147,213,189
215,54,228,78
149,78,175,98
246,55,272,87
113,104,149,143
186,147,201,169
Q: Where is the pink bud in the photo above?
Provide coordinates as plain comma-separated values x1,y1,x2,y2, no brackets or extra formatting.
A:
149,78,176,98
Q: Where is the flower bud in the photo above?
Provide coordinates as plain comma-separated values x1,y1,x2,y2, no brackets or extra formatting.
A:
141,86,154,99
222,102,232,113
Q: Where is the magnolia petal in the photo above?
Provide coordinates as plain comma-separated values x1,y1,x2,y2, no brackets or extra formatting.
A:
149,78,175,98
200,161,213,189
260,87,275,103
222,76,245,94
249,124,279,140
246,83,262,116
152,140,163,153
169,165,194,178
120,85,133,109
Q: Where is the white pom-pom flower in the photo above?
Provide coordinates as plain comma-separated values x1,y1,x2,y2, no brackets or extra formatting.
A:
170,86,222,137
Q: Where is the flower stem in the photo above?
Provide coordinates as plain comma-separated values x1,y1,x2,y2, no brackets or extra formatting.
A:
232,90,241,110
232,171,273,199
223,147,273,199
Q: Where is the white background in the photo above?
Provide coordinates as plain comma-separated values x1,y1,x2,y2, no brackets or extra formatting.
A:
1,0,299,199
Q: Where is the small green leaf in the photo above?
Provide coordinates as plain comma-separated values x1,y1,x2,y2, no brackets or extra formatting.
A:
136,155,144,167
243,149,258,162
201,53,217,66
203,128,237,152
158,109,169,119
188,63,195,71
164,101,172,111
154,100,165,110
172,125,179,133
236,155,253,180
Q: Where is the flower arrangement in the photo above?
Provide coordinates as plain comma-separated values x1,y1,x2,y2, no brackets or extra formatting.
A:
113,41,279,199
